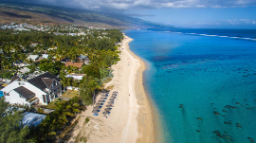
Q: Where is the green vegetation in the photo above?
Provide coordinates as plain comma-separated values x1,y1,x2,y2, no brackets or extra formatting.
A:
0,29,123,105
0,97,85,142
0,98,31,143
85,117,90,124
32,97,85,142
61,90,79,99
0,26,124,142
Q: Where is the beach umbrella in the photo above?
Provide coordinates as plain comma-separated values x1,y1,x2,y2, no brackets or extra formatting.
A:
106,105,113,108
105,108,112,112
92,110,99,113
100,97,107,100
102,111,110,115
113,91,118,93
96,103,103,106
94,106,101,110
98,99,105,102
109,98,116,100
108,101,114,104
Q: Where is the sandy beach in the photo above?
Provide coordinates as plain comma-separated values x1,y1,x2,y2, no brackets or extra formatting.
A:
69,35,156,143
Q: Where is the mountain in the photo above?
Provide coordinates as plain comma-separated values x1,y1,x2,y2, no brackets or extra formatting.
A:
0,2,174,29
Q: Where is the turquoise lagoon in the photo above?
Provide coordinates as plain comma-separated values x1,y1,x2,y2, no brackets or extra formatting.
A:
124,29,256,143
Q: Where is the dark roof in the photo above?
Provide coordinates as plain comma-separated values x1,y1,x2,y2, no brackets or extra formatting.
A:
42,78,54,88
28,72,60,91
14,86,35,100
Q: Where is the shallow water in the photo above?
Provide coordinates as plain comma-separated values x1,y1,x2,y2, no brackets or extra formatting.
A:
124,29,256,143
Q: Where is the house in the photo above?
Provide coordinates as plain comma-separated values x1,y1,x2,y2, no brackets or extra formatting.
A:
77,54,89,63
65,62,84,69
19,67,30,74
0,72,62,106
27,55,39,62
66,74,86,80
42,54,49,59
30,43,38,48
14,60,30,67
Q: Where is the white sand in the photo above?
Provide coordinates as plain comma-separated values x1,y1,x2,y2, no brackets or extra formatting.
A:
69,35,156,143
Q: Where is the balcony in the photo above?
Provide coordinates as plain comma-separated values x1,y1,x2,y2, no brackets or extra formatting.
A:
27,97,39,105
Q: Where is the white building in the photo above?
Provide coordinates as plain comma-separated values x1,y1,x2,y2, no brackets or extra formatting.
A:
66,74,85,80
42,54,49,59
19,67,30,74
1,72,62,106
27,55,39,61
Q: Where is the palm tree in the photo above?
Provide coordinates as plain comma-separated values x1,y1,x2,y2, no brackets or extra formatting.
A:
51,102,72,128
88,79,100,108
87,49,98,64
66,97,81,116
106,50,117,76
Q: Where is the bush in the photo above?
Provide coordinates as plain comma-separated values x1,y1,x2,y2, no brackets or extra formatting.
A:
0,71,13,79
37,108,44,114
85,117,90,124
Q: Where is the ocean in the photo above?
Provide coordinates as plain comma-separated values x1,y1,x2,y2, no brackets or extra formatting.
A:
124,29,256,143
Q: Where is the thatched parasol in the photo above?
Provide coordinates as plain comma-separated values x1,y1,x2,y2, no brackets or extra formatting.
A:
92,110,99,113
94,106,101,110
102,111,110,115
96,103,103,106
106,105,113,108
98,99,105,102
105,108,112,112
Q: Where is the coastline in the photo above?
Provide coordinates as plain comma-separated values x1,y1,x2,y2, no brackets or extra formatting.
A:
124,36,160,143
69,34,157,143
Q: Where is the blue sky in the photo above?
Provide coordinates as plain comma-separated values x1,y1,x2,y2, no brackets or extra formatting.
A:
128,7,256,29
5,0,256,29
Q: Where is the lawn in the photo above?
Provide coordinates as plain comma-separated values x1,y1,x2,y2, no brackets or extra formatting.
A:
61,90,79,99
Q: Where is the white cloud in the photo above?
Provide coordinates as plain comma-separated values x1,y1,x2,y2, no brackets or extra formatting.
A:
194,19,256,25
8,0,256,11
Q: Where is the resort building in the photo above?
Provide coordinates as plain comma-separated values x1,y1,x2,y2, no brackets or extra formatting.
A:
0,72,62,106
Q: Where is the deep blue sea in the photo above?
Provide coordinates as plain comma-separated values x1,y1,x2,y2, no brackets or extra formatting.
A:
124,29,256,143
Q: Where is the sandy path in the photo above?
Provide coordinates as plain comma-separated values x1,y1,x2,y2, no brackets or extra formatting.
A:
69,35,156,143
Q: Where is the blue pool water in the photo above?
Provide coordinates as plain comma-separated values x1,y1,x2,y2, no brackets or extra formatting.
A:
124,29,256,143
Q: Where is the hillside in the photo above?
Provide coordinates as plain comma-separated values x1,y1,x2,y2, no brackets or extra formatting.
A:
0,2,170,29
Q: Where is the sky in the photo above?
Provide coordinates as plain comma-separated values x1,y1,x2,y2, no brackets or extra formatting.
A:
4,0,256,29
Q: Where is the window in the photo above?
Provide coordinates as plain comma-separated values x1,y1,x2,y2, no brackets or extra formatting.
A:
43,95,46,103
52,80,57,88
4,92,9,96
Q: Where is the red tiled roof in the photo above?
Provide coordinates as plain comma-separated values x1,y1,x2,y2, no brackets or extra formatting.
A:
65,62,84,68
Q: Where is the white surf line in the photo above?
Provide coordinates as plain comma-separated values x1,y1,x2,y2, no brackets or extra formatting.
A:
120,38,138,143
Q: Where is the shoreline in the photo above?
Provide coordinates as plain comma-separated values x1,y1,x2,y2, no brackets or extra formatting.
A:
69,34,158,143
124,36,160,143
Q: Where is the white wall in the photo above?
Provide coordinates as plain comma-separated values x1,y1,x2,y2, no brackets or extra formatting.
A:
5,90,29,105
24,82,48,105
66,74,84,80
1,81,20,94
1,81,48,105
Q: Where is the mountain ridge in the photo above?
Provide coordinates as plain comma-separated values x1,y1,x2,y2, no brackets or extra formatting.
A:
0,2,175,29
